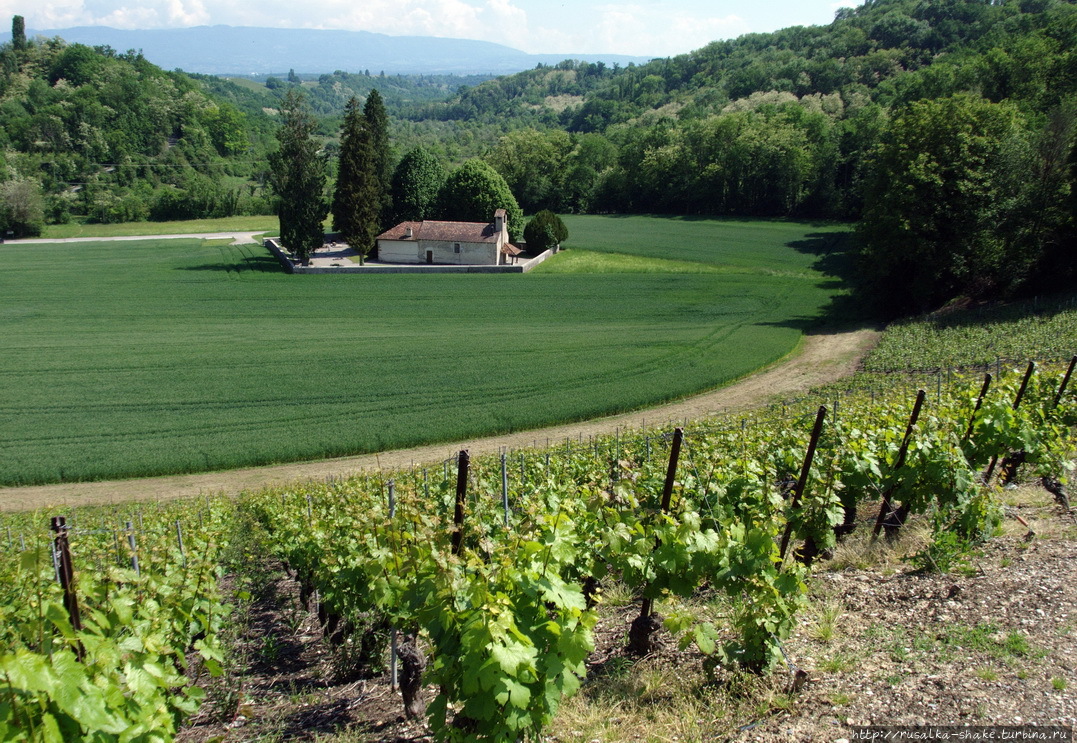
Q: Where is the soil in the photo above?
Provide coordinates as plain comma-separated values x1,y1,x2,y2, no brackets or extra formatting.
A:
0,327,879,512
746,501,1077,741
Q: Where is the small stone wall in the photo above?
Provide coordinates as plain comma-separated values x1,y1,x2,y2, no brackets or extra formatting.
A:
264,238,558,275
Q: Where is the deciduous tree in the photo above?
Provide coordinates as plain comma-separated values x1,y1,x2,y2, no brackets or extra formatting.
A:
391,146,445,222
436,159,524,242
0,177,45,237
523,210,568,254
857,94,1027,313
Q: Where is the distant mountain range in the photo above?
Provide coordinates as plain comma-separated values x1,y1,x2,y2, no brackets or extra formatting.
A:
28,25,655,75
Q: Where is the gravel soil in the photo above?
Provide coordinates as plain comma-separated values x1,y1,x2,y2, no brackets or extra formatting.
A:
741,492,1077,742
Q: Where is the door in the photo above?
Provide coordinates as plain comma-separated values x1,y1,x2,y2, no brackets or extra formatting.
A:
426,250,433,264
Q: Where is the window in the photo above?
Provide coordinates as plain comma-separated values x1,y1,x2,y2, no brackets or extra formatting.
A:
453,243,461,253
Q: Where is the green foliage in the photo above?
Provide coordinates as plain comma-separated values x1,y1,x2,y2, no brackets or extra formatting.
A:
238,357,1077,741
0,36,270,226
332,97,382,262
485,129,572,213
0,177,45,237
0,500,231,742
857,94,1030,313
11,15,25,52
390,146,446,222
436,159,524,242
523,210,568,253
269,89,328,262
862,292,1077,372
363,89,393,227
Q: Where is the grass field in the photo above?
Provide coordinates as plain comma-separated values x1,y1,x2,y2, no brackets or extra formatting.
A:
40,215,280,240
0,216,849,486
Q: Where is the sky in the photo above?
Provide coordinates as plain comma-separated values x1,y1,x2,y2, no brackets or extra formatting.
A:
5,1,860,57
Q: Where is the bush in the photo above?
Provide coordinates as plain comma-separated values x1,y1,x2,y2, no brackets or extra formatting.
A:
523,210,568,254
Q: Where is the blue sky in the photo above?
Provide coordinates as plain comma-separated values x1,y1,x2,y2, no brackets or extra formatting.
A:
5,1,858,56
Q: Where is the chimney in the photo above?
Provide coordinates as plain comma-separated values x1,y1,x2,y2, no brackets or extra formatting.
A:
404,226,413,239
494,208,507,236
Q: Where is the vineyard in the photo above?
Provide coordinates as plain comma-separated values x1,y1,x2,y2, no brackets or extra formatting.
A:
4,354,1074,741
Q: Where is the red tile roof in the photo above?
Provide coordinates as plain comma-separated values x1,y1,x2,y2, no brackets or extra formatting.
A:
376,220,499,244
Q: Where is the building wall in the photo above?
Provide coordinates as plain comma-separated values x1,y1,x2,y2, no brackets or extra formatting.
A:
376,239,501,265
423,239,499,265
378,239,423,264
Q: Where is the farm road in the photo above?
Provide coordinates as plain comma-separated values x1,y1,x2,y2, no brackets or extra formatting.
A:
9,232,263,245
0,327,880,512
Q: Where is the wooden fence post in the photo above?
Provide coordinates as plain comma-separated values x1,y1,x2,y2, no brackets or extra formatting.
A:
962,373,992,443
984,361,1036,484
1052,355,1077,409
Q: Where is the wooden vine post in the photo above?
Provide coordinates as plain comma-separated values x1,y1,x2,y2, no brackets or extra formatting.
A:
50,516,84,659
872,389,926,538
984,361,1035,485
778,405,828,562
628,427,683,655
451,450,470,556
1052,355,1077,409
962,373,993,443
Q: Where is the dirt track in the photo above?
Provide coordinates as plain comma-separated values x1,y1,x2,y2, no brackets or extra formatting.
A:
0,328,879,512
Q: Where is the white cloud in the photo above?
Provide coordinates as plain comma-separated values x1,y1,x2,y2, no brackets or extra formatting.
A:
2,0,829,56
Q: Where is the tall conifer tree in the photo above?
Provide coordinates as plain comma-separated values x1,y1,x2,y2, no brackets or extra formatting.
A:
268,89,328,264
362,89,392,226
333,96,381,264
11,15,26,52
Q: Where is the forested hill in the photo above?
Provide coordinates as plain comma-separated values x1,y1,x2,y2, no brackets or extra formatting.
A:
0,35,275,235
419,0,1076,130
417,0,1076,313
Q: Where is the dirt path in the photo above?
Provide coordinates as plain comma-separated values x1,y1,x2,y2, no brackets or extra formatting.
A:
9,231,263,245
0,327,879,512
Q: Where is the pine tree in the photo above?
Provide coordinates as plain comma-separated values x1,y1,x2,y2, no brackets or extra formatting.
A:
363,89,393,227
332,97,381,264
268,89,328,264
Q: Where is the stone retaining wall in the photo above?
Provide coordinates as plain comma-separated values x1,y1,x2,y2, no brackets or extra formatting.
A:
264,238,558,274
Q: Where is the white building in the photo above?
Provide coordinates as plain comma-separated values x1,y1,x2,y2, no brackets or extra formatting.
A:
375,209,522,266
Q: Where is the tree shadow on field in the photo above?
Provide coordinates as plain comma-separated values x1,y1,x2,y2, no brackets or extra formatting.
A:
784,230,879,329
177,255,284,274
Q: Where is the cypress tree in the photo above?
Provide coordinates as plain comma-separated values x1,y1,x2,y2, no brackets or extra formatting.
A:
268,89,328,264
362,88,392,226
333,97,381,264
12,15,26,52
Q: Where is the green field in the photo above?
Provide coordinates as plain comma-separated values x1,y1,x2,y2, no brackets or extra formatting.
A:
39,215,280,240
0,216,848,486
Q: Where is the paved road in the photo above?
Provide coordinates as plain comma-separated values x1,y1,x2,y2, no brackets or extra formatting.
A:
7,231,264,245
